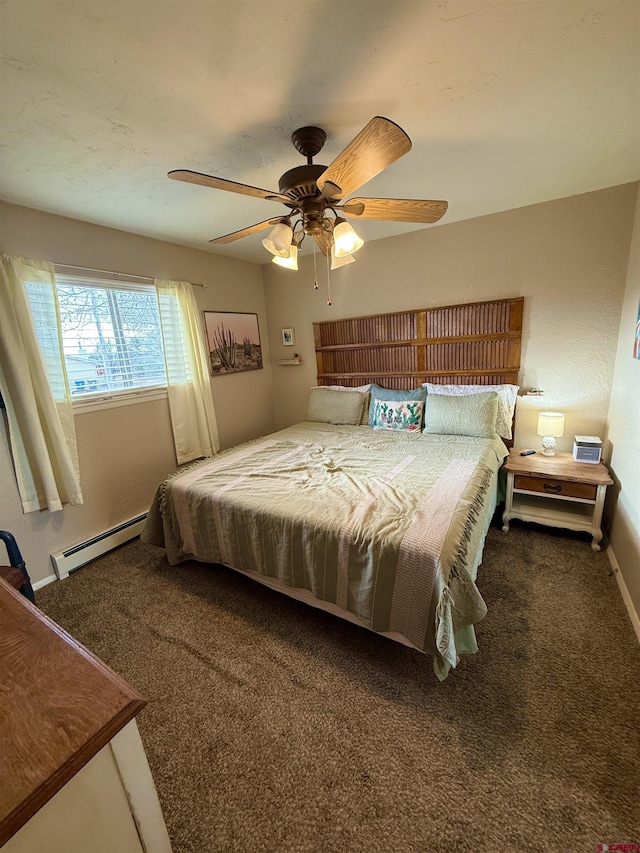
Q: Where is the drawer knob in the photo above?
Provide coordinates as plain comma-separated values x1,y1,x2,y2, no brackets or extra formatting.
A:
544,483,562,492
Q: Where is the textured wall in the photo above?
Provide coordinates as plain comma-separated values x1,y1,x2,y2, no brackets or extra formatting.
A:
263,185,637,456
0,202,276,583
605,190,640,620
2,187,637,589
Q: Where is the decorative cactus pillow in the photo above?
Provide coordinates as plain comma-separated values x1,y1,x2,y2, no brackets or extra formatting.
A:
372,399,425,432
367,384,426,427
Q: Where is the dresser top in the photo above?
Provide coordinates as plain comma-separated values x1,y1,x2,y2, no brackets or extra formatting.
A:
0,578,146,846
505,450,613,485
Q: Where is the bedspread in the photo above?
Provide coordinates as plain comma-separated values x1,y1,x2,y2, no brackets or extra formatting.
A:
142,423,508,678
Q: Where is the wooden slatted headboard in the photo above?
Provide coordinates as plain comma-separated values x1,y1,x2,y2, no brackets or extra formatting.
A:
313,296,524,445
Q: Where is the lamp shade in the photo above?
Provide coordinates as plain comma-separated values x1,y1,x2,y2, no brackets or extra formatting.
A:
333,218,364,257
272,243,298,270
330,244,356,269
262,221,293,257
537,412,565,437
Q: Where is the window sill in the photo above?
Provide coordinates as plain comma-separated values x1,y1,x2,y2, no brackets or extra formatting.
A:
72,388,168,415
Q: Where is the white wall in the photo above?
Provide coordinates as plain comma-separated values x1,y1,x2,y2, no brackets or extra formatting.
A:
0,202,275,584
263,184,638,455
605,190,640,619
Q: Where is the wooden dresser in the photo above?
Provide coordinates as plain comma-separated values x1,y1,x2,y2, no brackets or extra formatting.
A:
0,577,172,852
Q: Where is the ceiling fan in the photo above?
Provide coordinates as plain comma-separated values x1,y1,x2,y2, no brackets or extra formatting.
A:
168,116,448,268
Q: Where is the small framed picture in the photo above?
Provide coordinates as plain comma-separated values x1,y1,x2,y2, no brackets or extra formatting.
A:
282,327,295,346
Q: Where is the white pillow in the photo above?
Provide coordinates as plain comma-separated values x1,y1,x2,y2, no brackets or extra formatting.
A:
422,383,519,439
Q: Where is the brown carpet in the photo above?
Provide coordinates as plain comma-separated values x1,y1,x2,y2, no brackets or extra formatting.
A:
37,521,640,853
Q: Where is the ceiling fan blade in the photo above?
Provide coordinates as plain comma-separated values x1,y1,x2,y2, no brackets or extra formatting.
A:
209,219,281,245
342,198,448,224
336,201,366,216
169,170,292,204
313,229,333,257
316,117,412,200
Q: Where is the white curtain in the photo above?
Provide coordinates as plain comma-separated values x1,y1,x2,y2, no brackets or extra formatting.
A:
0,254,83,512
155,279,219,464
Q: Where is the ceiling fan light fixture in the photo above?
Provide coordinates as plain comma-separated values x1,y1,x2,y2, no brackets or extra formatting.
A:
333,217,364,257
173,117,448,298
272,242,299,270
330,244,356,269
262,220,293,257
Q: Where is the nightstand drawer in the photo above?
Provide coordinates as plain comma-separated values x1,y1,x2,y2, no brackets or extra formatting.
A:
513,475,597,501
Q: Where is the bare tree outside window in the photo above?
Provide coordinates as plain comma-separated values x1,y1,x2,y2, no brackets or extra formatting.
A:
26,279,168,397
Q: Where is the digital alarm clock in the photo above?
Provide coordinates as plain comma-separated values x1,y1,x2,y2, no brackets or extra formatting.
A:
573,435,602,464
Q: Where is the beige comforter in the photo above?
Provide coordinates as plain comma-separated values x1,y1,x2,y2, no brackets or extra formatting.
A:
142,423,508,678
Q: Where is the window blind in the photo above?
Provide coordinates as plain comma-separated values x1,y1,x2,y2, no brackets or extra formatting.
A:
26,274,169,401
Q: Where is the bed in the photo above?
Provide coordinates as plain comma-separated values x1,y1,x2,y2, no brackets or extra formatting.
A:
142,297,523,679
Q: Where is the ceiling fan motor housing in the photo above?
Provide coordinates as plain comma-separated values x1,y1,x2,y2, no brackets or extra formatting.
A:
278,163,327,202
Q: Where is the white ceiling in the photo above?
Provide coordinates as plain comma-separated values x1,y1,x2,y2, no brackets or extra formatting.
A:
1,1,639,264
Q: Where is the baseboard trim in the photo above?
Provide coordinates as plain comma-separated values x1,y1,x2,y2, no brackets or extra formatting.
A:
33,574,58,591
607,545,640,644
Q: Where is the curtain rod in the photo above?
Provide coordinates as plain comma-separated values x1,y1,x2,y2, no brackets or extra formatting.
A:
54,262,207,288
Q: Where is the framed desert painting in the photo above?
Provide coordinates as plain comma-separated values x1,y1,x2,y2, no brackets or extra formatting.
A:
203,311,263,375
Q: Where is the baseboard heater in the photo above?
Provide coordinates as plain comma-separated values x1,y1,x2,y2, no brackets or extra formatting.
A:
50,513,148,580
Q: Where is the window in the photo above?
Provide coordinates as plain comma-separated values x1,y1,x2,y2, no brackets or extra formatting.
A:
25,274,168,404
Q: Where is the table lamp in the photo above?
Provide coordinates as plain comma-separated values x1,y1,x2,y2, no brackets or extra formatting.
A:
537,412,565,456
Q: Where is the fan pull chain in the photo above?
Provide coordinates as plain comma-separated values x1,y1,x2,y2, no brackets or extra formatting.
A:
313,243,319,290
326,251,332,306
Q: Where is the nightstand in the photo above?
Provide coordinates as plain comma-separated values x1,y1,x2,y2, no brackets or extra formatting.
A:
501,450,613,550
